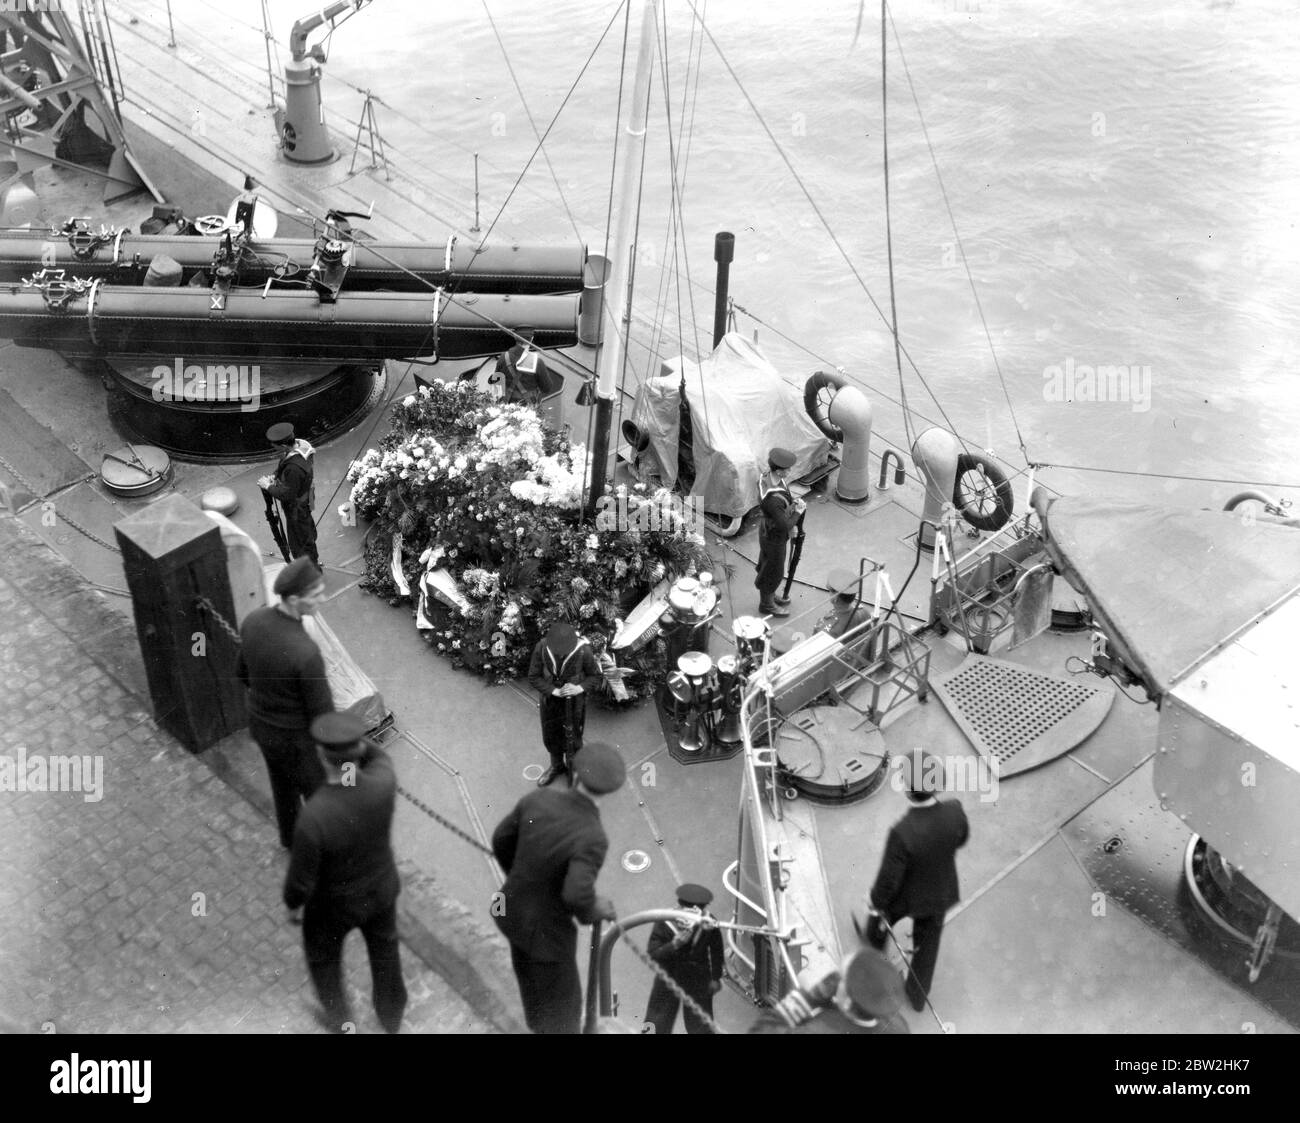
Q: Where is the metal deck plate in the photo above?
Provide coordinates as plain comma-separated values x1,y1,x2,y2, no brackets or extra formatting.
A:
1063,763,1300,1028
773,704,889,804
930,655,1114,777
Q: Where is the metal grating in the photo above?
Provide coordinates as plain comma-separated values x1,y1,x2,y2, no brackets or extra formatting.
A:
931,656,1115,777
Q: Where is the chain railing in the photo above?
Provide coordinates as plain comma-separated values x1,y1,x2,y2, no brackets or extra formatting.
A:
0,450,122,555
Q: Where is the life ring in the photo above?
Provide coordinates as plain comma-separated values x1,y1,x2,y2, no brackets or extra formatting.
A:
952,452,1013,532
803,370,849,443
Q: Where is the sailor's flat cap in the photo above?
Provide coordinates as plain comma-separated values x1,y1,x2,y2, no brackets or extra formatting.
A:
573,742,626,795
272,557,323,598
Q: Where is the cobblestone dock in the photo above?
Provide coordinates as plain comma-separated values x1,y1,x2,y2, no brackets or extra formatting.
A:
0,512,495,1034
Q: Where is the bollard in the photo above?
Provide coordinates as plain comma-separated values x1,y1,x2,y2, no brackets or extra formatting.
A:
115,493,246,751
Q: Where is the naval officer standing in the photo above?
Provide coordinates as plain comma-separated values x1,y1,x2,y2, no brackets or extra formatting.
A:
491,742,625,1033
865,749,969,1012
755,447,804,617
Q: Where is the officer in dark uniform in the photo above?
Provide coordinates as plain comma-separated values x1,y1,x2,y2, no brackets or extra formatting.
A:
235,557,332,848
258,421,319,566
748,947,910,1034
643,883,726,1035
527,620,603,787
284,711,407,1034
866,749,969,1012
755,447,805,617
491,742,624,1034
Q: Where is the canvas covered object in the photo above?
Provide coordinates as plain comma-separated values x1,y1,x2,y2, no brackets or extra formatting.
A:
628,332,831,517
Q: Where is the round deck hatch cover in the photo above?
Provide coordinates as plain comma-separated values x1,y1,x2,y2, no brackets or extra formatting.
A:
100,444,172,497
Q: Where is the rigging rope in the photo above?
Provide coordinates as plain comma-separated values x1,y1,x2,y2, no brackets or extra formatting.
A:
681,2,976,464
886,6,1030,466
879,0,912,450
474,1,630,253
655,3,711,444
480,0,586,247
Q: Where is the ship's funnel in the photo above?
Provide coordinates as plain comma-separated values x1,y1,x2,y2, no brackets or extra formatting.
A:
911,426,960,550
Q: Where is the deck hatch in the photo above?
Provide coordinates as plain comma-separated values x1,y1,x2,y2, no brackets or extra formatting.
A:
930,656,1114,776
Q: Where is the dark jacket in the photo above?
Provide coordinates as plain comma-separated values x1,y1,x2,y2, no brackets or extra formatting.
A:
283,746,400,912
491,787,609,962
758,475,799,541
527,635,602,697
870,798,970,919
647,915,725,992
235,605,334,730
264,448,314,512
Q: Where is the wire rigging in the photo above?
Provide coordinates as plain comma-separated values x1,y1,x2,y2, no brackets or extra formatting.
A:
480,0,585,247
473,1,630,254
879,0,912,449
680,1,976,465
886,6,1031,465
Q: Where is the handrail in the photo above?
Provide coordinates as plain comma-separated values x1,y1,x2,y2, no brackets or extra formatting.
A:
594,908,718,1019
721,858,769,920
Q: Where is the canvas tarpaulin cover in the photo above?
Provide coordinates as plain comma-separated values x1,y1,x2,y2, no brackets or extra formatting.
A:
1037,496,1300,693
628,332,831,517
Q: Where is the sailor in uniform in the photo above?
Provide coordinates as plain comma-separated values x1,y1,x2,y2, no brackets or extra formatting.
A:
643,883,726,1034
755,447,805,618
527,620,603,788
284,711,407,1034
491,742,625,1034
235,557,332,848
747,947,910,1034
258,421,319,566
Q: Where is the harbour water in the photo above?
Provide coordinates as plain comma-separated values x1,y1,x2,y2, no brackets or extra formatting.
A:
163,0,1300,506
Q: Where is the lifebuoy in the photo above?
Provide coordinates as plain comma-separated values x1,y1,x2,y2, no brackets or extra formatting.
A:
803,370,849,443
952,452,1014,532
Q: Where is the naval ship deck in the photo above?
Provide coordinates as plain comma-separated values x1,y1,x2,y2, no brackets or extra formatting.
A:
1,1,1295,1035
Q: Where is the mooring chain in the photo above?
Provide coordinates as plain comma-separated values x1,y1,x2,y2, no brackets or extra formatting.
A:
395,783,498,858
393,783,724,1032
0,450,122,555
193,595,242,644
188,589,723,1031
613,927,724,1034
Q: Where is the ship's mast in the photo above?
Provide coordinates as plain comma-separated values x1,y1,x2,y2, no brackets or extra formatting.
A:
585,0,659,516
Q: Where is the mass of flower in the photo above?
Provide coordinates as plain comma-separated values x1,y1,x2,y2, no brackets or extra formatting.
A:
346,380,712,699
